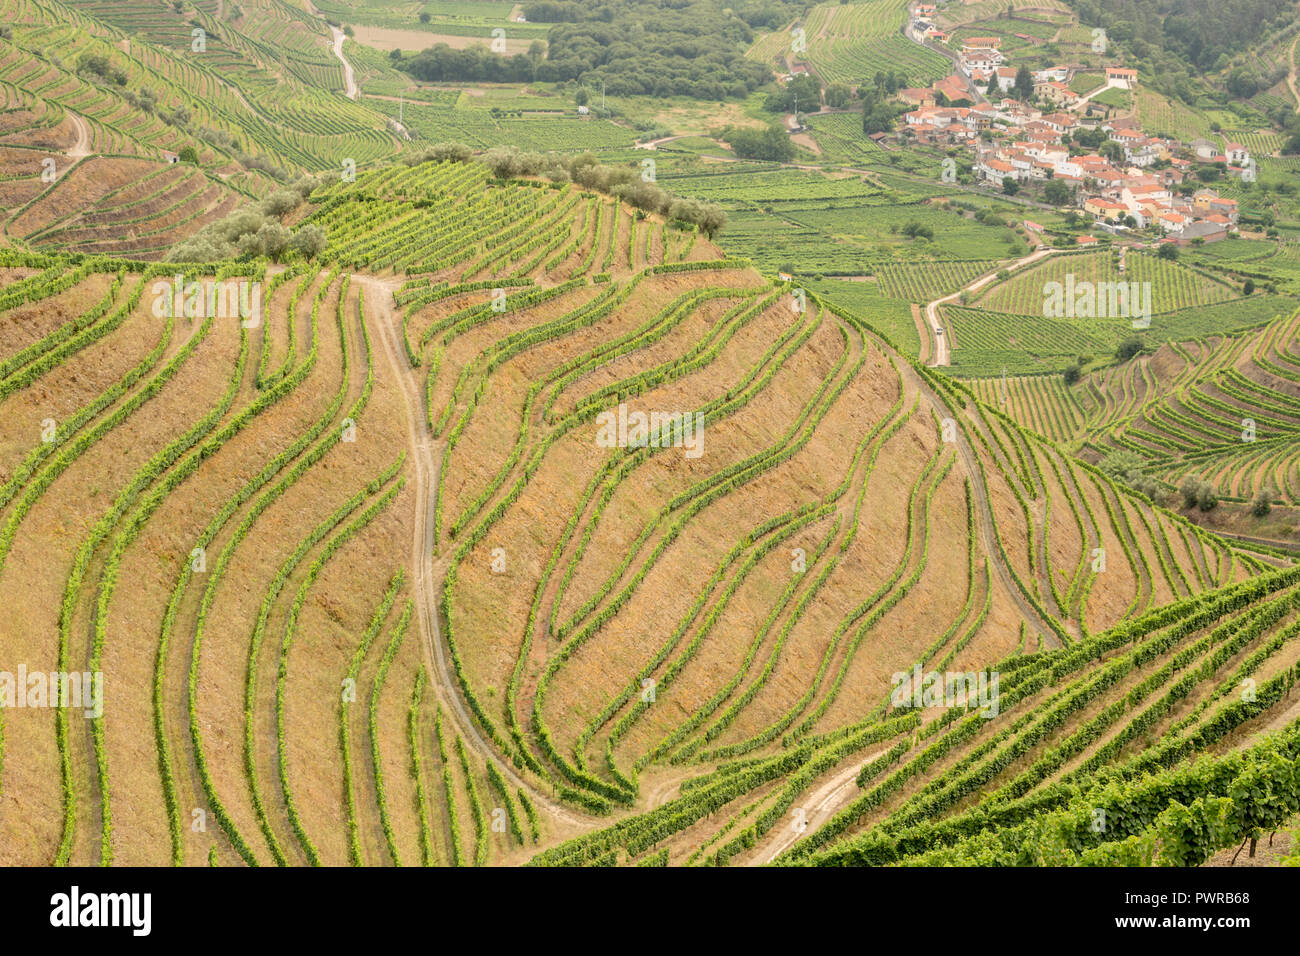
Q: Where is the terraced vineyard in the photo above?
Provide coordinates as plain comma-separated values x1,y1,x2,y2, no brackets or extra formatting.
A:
974,250,1238,316
752,0,949,87
4,149,1293,871
3,0,1300,882
968,373,1088,443
0,0,407,258
1072,310,1300,506
877,260,1000,302
939,248,1286,376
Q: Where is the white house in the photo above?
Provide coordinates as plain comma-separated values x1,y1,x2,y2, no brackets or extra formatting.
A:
961,50,1002,75
980,157,1016,184
1105,66,1138,88
1032,66,1070,83
1123,182,1170,207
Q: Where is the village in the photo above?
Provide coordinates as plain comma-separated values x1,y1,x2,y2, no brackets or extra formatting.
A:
892,3,1249,247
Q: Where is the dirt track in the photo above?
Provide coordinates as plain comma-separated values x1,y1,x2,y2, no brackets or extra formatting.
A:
66,111,92,159
354,274,587,836
923,246,1058,368
331,26,358,99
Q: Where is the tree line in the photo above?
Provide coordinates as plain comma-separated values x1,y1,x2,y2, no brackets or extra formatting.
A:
398,0,804,99
406,143,729,238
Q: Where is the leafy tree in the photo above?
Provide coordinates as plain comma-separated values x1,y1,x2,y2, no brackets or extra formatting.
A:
768,75,819,114
404,1,773,97
1012,65,1034,100
1178,475,1218,511
725,124,794,162
825,83,853,108
696,204,727,239
1251,486,1273,517
1115,335,1144,361
1002,179,1019,196
1101,449,1162,499
861,90,896,135
867,70,904,95
1197,482,1218,511
241,222,290,261
261,188,301,216
1100,450,1146,482
1063,362,1081,385
290,225,327,259
178,145,199,164
1044,179,1073,205
1157,242,1179,260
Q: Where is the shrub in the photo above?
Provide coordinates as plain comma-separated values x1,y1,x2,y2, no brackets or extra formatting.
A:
1180,475,1218,511
1100,450,1146,482
164,234,230,262
1251,487,1273,517
290,225,327,259
1116,335,1144,361
1198,482,1218,511
244,222,290,261
261,189,302,217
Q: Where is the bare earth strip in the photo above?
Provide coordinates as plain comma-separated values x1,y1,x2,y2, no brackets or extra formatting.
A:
350,26,535,55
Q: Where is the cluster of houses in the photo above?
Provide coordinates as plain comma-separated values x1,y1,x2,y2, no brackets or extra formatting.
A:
895,9,1249,245
908,1,1140,107
970,110,1246,244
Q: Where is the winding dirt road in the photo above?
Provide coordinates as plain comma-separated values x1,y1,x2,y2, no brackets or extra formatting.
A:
331,25,358,100
1289,37,1300,109
750,746,892,865
66,111,92,160
924,246,1058,367
354,275,584,832
304,0,358,99
868,304,1066,649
